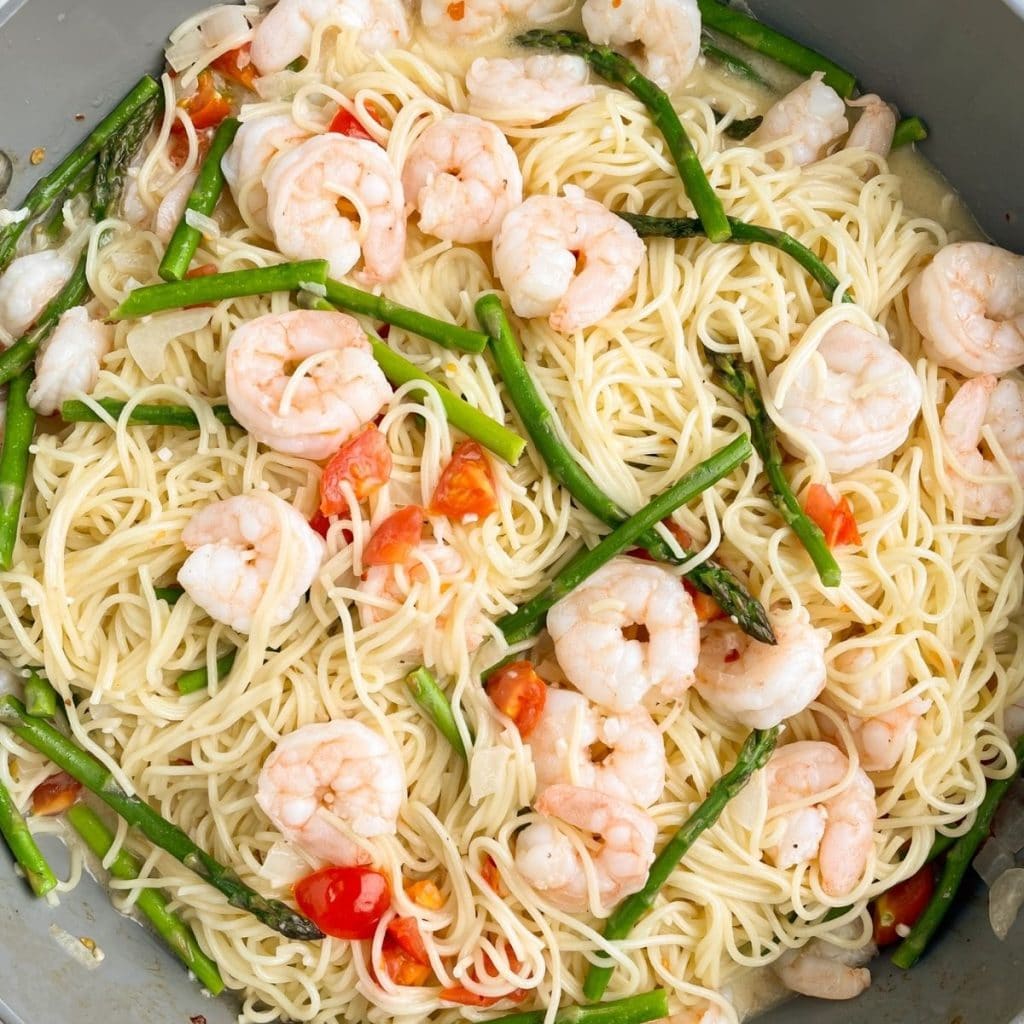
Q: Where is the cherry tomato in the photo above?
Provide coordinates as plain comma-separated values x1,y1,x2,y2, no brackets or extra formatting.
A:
363,506,424,566
176,71,232,131
31,772,81,816
386,916,429,965
485,661,547,738
804,483,861,548
294,866,391,940
309,510,332,538
872,863,936,946
429,441,498,521
328,107,377,142
211,44,259,91
382,941,431,986
405,879,444,909
320,426,393,516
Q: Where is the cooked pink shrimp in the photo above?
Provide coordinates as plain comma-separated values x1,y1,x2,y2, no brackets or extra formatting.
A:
154,171,198,243
419,0,568,43
401,114,522,244
26,306,113,416
845,94,896,158
654,1005,729,1024
546,556,700,713
909,242,1024,376
466,55,596,126
0,249,74,339
256,719,406,864
763,741,877,897
225,310,391,460
178,492,326,634
493,186,645,332
750,73,848,166
514,785,657,913
264,134,406,283
939,374,1024,519
529,688,666,807
694,607,830,729
773,940,872,1000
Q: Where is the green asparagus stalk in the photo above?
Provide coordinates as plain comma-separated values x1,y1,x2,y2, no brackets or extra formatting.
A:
177,650,237,696
62,397,239,430
714,112,763,141
709,352,841,588
66,803,224,994
324,278,489,355
158,117,240,282
92,92,162,221
695,0,857,98
0,695,322,940
406,667,468,761
488,990,669,1024
0,370,37,571
618,212,847,302
701,38,770,88
892,116,928,149
477,294,774,644
111,260,330,319
892,734,1024,969
516,30,731,243
43,163,98,241
498,434,752,645
155,586,184,605
0,777,58,897
583,727,780,999
0,75,161,270
24,672,59,719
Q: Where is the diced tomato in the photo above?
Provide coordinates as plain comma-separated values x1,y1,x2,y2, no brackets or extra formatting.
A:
406,879,444,910
485,661,547,738
872,863,936,946
176,71,232,132
320,426,393,516
439,950,526,1007
31,772,81,816
329,107,378,142
480,855,506,897
429,442,498,521
211,44,259,91
186,264,218,279
628,519,692,561
309,510,332,538
682,580,725,624
386,916,429,965
363,506,424,566
382,941,432,986
294,866,391,940
445,0,466,21
803,483,861,548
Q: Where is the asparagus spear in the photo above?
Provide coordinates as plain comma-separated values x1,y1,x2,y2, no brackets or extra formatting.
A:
0,370,38,570
0,695,323,940
516,30,731,243
892,116,928,149
477,294,774,644
488,990,669,1024
583,727,780,999
92,91,162,221
700,38,769,88
714,112,763,141
709,352,841,588
43,163,97,241
406,667,468,761
158,117,241,282
0,75,161,270
24,672,59,719
66,803,224,994
62,397,239,430
177,650,237,696
154,586,184,604
498,434,752,645
0,777,58,897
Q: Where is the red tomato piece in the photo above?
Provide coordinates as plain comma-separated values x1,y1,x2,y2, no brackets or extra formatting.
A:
294,866,391,940
480,855,506,897
320,426,393,516
31,772,81,816
872,863,936,946
429,441,498,521
439,985,527,1008
382,941,431,986
363,506,424,566
386,916,429,965
682,580,725,624
211,44,259,91
186,264,218,279
405,879,444,909
309,510,332,538
804,483,862,548
176,71,232,131
329,107,376,142
485,661,547,738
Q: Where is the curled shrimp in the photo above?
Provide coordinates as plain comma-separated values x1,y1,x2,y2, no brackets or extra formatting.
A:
256,719,406,864
264,133,406,283
251,0,409,74
769,319,923,475
939,374,1024,519
750,73,848,166
178,492,326,634
466,55,596,126
695,607,830,729
845,94,896,159
26,306,113,416
763,741,876,897
773,938,872,1000
581,0,701,92
401,114,523,244
225,310,391,460
514,784,657,913
546,556,700,713
419,0,568,43
909,241,1024,376
493,185,645,332
529,688,667,807
0,250,74,339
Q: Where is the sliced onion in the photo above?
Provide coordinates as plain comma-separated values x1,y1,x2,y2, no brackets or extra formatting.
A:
469,744,512,805
258,840,317,888
184,208,221,240
165,25,206,73
127,307,214,381
0,207,29,228
0,661,23,697
989,867,1024,940
201,5,252,48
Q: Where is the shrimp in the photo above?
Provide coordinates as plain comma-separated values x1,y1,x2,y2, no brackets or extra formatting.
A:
178,492,326,634
222,115,310,235
26,306,113,416
492,186,645,332
694,607,829,730
750,73,848,166
256,719,406,865
401,114,522,244
654,1005,728,1024
773,938,872,1000
581,0,701,93
264,133,406,283
845,94,896,158
908,241,1024,376
546,556,700,713
466,55,597,127
528,688,667,807
419,0,568,43
939,374,1024,519
769,320,923,475
251,0,409,74
514,784,657,913
225,310,391,460
0,249,74,339
153,171,198,244
763,741,876,897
